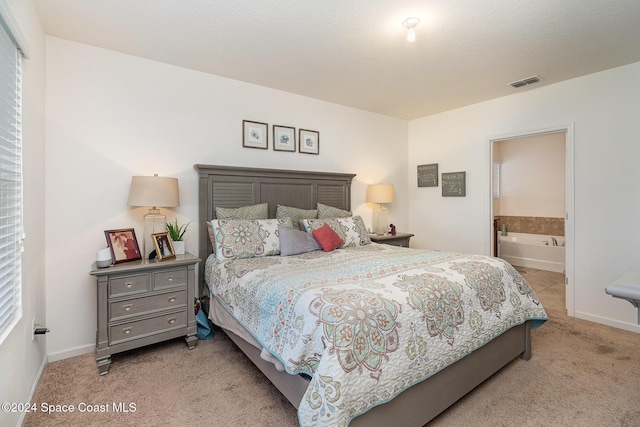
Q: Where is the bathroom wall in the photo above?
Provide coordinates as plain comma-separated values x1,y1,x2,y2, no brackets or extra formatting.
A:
494,132,566,235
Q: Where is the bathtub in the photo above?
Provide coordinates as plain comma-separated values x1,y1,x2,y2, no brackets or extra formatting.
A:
498,232,565,273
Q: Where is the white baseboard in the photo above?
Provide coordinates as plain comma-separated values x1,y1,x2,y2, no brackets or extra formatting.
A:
18,354,47,427
574,311,640,333
47,343,94,363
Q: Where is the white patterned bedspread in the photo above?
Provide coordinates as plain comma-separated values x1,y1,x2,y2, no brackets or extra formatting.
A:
205,244,547,426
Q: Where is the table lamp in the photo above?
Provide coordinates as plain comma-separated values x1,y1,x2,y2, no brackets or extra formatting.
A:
366,184,394,235
128,174,180,259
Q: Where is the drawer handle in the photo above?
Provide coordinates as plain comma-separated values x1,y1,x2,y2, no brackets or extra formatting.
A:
168,296,176,303
167,317,177,324
125,282,133,288
122,304,132,311
122,327,132,334
167,276,174,282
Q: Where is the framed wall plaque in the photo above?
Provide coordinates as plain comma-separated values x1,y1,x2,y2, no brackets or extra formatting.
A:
442,171,466,197
417,164,438,187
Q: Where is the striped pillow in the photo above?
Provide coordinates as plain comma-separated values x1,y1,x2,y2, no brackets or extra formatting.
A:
216,203,268,220
276,205,317,230
317,203,351,219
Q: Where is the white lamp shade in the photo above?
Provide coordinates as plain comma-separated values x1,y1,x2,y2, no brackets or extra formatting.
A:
366,184,395,204
128,175,180,208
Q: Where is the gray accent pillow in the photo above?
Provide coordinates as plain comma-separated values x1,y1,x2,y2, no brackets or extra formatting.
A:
276,205,318,230
278,224,321,256
216,203,268,220
317,203,351,219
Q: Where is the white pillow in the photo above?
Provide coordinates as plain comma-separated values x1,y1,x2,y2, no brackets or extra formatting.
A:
210,218,292,261
301,215,371,247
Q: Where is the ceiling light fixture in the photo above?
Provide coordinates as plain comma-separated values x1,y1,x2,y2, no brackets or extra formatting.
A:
403,17,420,42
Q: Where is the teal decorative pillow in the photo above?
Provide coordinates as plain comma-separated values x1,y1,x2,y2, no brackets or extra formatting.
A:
210,218,292,261
276,205,318,230
317,203,352,219
216,203,268,220
302,215,371,247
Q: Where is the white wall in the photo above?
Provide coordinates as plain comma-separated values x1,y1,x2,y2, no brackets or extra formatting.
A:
0,1,46,426
408,62,640,332
496,132,565,217
44,37,408,359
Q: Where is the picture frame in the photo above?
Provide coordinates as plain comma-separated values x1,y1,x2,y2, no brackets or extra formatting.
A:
299,129,320,155
242,120,268,149
104,228,142,264
273,125,296,152
417,163,439,187
442,171,466,197
152,232,176,261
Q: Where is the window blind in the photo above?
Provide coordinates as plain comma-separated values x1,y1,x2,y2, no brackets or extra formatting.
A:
492,162,500,199
0,17,22,341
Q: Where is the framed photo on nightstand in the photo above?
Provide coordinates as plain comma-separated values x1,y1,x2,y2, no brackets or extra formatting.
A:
104,228,142,264
152,232,176,261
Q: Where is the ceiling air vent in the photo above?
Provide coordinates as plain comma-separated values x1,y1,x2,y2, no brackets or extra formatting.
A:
509,75,541,88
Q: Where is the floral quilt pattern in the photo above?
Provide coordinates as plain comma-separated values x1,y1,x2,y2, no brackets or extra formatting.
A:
206,244,548,426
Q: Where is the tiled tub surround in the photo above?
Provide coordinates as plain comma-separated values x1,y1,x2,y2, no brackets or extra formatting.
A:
495,216,565,236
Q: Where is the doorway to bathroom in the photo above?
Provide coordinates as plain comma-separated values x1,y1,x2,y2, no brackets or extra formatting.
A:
489,126,574,316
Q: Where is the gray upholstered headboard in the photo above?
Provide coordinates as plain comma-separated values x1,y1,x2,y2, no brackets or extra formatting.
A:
194,164,356,293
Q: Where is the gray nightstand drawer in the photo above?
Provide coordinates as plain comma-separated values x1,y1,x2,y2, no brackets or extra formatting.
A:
109,289,187,321
109,310,187,345
108,274,149,298
387,239,410,247
153,268,187,290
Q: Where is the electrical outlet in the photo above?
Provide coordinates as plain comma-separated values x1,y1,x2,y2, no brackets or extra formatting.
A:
32,318,37,341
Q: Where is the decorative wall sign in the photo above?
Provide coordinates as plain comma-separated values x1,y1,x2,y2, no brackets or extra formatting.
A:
442,171,466,196
417,163,438,187
299,129,320,155
273,125,296,152
242,120,268,149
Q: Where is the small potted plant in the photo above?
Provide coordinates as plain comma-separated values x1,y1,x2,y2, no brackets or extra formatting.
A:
166,219,191,255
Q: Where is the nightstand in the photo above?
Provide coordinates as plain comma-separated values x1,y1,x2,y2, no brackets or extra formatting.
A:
89,253,201,375
369,232,414,248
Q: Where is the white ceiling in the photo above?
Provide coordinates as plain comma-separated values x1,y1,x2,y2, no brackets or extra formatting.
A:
33,0,640,120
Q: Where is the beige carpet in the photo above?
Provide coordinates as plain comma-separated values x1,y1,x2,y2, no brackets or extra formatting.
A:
25,269,640,426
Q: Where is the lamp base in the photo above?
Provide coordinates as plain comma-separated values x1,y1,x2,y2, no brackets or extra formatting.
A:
372,206,389,235
143,209,166,259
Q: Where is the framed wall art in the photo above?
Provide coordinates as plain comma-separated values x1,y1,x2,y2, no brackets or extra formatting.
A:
242,120,268,149
417,163,438,187
273,125,296,152
299,129,319,155
104,228,142,264
442,171,466,197
152,232,176,261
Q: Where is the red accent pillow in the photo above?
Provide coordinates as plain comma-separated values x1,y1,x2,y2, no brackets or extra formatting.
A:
312,224,344,252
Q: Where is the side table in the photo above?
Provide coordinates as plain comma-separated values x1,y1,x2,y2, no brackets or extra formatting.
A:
89,253,201,374
369,232,414,248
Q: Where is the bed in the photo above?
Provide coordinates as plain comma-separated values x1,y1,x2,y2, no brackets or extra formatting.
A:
195,164,547,426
